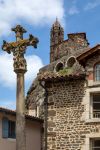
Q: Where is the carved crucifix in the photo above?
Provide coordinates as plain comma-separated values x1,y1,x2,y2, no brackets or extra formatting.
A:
2,25,39,150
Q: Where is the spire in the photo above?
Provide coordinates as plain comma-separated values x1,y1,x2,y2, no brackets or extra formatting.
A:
52,17,61,28
50,18,64,62
52,17,62,28
50,18,64,46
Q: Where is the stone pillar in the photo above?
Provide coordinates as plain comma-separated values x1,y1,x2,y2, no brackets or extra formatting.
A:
2,24,39,150
16,73,26,150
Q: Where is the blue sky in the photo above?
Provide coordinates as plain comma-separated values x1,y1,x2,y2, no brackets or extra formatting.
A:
0,0,100,109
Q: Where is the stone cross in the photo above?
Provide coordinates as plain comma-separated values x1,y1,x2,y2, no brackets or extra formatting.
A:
2,25,39,150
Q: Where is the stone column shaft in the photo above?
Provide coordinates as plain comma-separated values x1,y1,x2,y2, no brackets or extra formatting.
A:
16,73,26,150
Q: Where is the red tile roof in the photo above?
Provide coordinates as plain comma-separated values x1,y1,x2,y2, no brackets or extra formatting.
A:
38,71,85,82
0,107,43,123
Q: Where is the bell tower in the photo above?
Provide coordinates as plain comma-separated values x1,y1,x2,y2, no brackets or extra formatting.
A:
50,18,64,62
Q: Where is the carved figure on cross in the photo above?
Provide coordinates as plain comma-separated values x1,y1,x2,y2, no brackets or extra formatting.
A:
2,25,39,73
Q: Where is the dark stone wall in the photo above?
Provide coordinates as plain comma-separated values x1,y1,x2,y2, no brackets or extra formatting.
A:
50,33,89,63
46,80,100,150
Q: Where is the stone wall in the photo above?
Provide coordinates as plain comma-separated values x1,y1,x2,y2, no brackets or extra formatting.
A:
26,78,45,118
50,33,89,63
45,79,100,150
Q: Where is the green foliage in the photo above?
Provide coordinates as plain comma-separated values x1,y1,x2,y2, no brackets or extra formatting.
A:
58,67,73,75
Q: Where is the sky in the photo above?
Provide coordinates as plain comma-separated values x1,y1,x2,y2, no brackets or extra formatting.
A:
0,0,100,110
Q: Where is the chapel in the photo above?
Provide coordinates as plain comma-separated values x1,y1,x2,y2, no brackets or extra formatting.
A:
26,19,100,150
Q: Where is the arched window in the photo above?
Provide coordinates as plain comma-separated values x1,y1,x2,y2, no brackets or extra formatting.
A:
67,57,76,67
56,62,64,72
94,63,100,81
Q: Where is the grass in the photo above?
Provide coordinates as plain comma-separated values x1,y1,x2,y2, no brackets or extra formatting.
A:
58,67,73,75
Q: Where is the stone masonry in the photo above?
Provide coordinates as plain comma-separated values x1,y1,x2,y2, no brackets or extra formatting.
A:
45,79,100,150
26,19,100,150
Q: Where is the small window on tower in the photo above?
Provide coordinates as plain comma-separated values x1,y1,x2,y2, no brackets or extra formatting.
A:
58,32,60,36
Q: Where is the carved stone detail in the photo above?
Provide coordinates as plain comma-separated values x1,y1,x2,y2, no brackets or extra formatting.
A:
13,46,27,73
2,25,39,74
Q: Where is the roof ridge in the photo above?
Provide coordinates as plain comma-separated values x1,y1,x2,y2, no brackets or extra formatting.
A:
0,106,43,123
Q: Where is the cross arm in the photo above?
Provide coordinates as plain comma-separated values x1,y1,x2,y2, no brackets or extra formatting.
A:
2,34,39,53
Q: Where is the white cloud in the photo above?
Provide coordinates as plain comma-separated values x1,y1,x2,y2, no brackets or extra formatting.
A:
0,0,64,36
84,0,100,10
68,5,79,15
0,53,43,88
